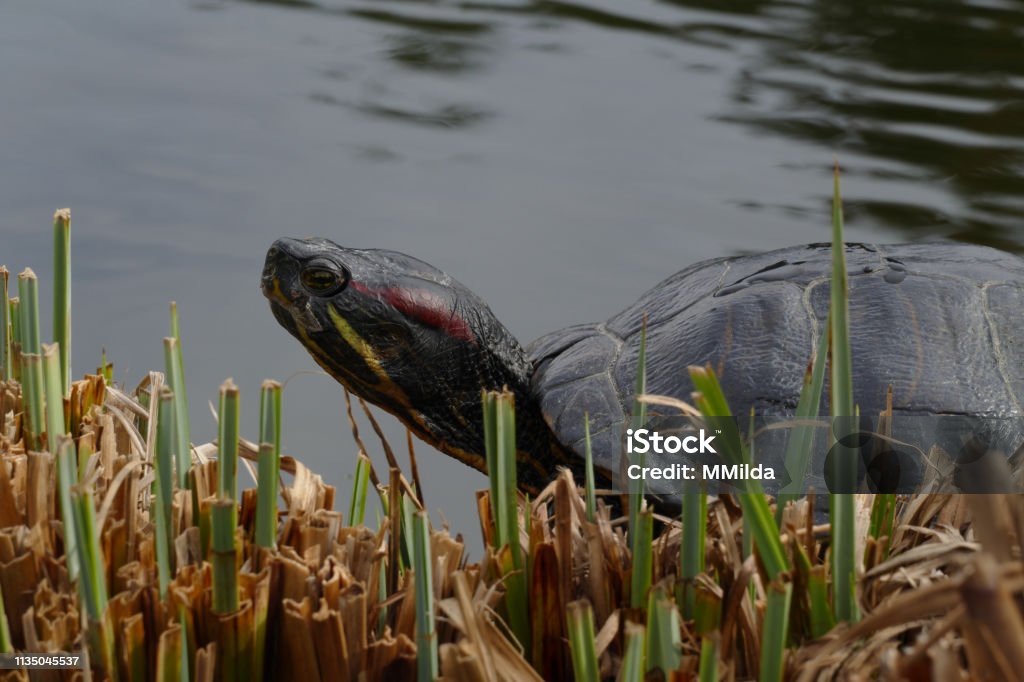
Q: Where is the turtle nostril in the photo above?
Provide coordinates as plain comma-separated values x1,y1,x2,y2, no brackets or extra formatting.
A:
267,245,280,260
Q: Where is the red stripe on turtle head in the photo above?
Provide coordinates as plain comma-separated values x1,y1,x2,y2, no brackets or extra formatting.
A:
350,280,477,344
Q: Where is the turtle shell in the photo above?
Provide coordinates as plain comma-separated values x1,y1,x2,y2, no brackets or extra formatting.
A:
527,242,1024,474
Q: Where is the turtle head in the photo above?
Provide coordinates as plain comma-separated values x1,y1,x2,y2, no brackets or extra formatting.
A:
262,237,566,486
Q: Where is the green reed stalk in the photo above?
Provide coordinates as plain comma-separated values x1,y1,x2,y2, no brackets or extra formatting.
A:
21,353,44,452
688,367,788,579
154,387,176,598
776,313,830,524
19,270,44,450
412,510,438,682
628,320,648,550
482,389,530,657
829,165,859,624
645,586,681,674
630,507,653,609
42,344,66,443
52,209,71,395
868,493,896,562
349,453,372,526
46,347,79,579
156,627,183,682
0,267,9,381
807,565,835,638
567,600,599,682
18,269,40,354
99,347,112,382
620,623,647,682
698,636,719,682
680,477,706,618
401,491,417,574
583,413,596,522
0,582,10,654
218,379,239,500
165,318,191,487
71,479,117,679
210,498,239,614
8,297,19,383
255,380,281,548
689,366,793,677
694,586,721,682
760,579,793,682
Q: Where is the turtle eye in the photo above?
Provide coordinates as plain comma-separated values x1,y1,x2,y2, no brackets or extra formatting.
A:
300,265,347,296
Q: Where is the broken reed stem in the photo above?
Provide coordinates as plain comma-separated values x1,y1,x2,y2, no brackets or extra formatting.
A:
17,268,40,354
0,267,9,381
583,413,596,522
630,507,653,609
349,453,371,527
0,576,11,654
255,380,281,549
155,387,176,598
46,351,79,580
218,379,239,501
412,510,438,682
21,352,44,452
567,600,599,682
211,498,239,615
164,332,191,489
8,297,20,383
53,208,71,395
482,389,530,657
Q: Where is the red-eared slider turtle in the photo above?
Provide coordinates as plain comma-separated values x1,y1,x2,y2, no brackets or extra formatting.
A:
262,239,1024,495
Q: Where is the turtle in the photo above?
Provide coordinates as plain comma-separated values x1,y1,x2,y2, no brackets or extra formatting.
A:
261,238,1024,498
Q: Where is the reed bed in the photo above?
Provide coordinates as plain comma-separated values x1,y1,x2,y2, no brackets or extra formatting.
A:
0,195,1021,681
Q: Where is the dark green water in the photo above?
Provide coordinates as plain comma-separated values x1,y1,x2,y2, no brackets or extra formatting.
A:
3,0,1023,550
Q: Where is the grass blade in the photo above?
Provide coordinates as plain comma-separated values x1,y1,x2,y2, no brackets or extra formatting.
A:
759,578,793,682
0,582,11,654
17,268,40,354
210,498,239,614
412,510,438,682
45,346,79,580
482,389,530,658
154,387,176,599
646,586,682,674
695,584,721,682
688,366,789,580
218,379,240,500
165,314,192,488
18,270,44,451
72,479,118,680
52,209,71,395
628,318,648,553
567,600,599,682
776,312,830,523
349,453,372,526
619,623,646,682
583,413,596,523
255,380,281,549
8,297,20,383
0,267,9,381
680,478,706,618
829,164,859,624
21,352,44,452
630,507,653,608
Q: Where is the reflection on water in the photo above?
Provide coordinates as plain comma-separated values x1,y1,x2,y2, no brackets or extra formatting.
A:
241,0,1024,249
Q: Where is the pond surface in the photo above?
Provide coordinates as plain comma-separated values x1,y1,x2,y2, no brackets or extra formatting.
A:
3,0,1024,552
